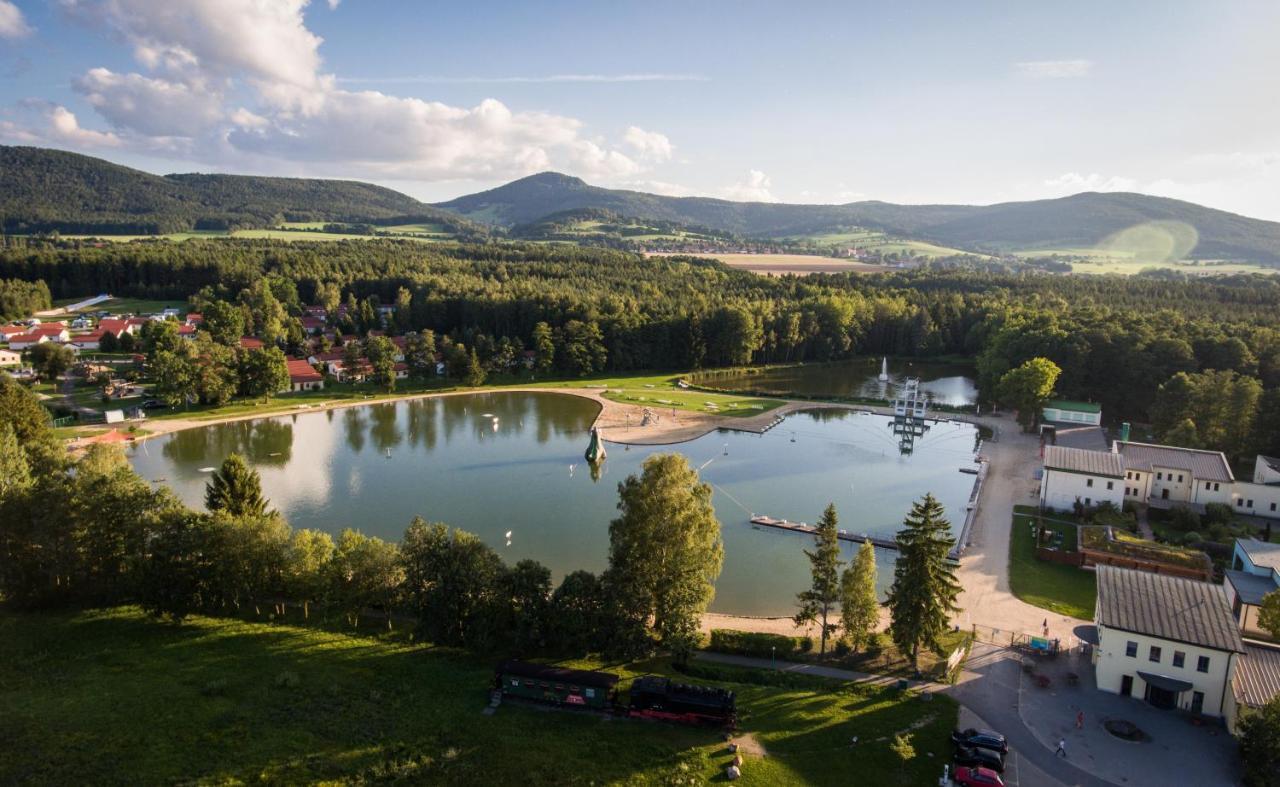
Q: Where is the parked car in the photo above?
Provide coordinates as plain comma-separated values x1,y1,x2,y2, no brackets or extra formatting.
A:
953,745,1004,773
951,728,1009,754
953,766,1005,787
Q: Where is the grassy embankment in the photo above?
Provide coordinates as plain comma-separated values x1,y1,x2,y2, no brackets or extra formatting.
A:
48,371,785,431
1008,506,1096,620
0,607,957,786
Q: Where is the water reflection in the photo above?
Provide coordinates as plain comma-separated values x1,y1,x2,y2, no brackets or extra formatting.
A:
130,392,978,616
696,359,979,407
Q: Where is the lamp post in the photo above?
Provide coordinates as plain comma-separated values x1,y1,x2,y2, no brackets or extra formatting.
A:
771,645,776,669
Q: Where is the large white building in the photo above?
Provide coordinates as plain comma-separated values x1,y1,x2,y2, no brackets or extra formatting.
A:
1094,565,1244,717
1040,441,1280,521
1040,445,1125,511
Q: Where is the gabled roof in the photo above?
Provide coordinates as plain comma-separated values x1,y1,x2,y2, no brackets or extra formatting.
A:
285,359,323,382
1237,538,1280,572
1235,641,1280,708
7,333,47,344
1115,441,1234,483
1044,445,1125,477
1096,565,1244,653
1044,399,1101,414
239,337,264,350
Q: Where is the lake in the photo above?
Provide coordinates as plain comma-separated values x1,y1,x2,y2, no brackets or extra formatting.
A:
128,392,980,616
694,359,979,407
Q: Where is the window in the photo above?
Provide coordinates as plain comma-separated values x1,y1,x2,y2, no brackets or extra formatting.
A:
1178,474,1184,482
1197,656,1210,673
1157,472,1163,480
1087,478,1094,488
1106,481,1114,490
1247,499,1254,508
1237,499,1244,507
1125,641,1138,657
1205,482,1211,490
1149,645,1162,663
1271,503,1276,512
1213,483,1220,491
1173,651,1185,668
1085,497,1091,505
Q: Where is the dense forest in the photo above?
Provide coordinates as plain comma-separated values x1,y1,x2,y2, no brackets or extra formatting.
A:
4,239,1280,458
0,146,483,236
437,173,1280,262
0,278,50,322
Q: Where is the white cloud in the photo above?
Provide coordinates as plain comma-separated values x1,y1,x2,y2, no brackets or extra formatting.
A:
0,103,121,148
622,126,673,162
62,0,322,88
25,0,669,185
337,73,709,85
48,106,122,147
624,179,699,197
1043,172,1138,194
327,0,340,8
0,0,31,38
720,170,777,202
1015,59,1094,79
74,68,225,138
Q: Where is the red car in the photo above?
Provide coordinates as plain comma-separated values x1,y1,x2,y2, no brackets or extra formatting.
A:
954,766,1004,787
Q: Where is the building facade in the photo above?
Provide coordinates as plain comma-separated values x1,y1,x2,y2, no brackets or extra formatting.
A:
1040,445,1125,511
1094,565,1244,718
1042,399,1102,426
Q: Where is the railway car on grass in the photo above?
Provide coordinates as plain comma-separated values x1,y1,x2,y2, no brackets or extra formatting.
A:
629,676,737,728
493,661,737,729
494,659,619,710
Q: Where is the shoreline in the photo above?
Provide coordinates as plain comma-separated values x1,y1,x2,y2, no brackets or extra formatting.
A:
99,384,902,448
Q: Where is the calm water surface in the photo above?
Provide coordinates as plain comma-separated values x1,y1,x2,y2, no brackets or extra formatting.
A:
129,392,980,616
697,359,979,407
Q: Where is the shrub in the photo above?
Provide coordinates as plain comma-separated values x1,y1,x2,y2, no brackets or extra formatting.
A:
707,629,808,659
674,660,841,691
1168,506,1202,532
1203,503,1234,527
1182,531,1202,545
891,733,916,762
834,639,851,657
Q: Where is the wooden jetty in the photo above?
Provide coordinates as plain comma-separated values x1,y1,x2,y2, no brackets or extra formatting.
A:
749,514,964,560
749,515,901,550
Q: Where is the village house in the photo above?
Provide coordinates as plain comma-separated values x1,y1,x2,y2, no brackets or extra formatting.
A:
239,337,264,350
1224,538,1280,639
1,324,28,341
1094,565,1244,718
284,359,325,392
31,322,70,342
69,331,105,351
6,333,49,351
0,348,21,366
1040,445,1126,511
1040,440,1280,521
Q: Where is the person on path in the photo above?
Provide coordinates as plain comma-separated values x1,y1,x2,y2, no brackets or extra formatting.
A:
1055,738,1067,758
1076,710,1084,729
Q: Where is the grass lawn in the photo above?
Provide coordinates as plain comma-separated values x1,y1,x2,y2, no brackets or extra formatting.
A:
1008,507,1096,620
0,607,957,786
828,630,972,682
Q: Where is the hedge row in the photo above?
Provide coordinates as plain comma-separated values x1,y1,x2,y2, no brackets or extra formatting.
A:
707,629,812,658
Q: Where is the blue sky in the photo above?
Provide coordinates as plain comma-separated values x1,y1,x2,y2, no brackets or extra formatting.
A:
2,0,1279,218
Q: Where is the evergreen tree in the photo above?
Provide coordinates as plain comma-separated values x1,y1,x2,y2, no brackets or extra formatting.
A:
794,502,843,654
204,453,270,518
0,422,31,498
886,494,961,673
841,539,880,652
531,321,555,373
464,348,486,386
605,454,723,659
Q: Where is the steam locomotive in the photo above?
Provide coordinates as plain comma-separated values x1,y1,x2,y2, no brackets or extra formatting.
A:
494,659,737,728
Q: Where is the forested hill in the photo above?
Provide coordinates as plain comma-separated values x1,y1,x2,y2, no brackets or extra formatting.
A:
0,146,476,235
435,172,1280,263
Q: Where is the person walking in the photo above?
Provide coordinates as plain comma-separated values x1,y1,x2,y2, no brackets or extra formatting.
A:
1076,710,1085,729
1055,738,1067,758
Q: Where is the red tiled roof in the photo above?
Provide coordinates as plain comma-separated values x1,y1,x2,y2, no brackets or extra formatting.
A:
177,324,197,335
393,362,408,371
286,358,323,382
97,318,128,336
7,333,45,344
185,313,203,323
0,325,26,336
239,337,264,349
33,324,67,335
314,351,345,362
391,336,407,348
300,317,325,330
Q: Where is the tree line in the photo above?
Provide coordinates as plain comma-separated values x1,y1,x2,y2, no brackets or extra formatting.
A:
5,241,1280,455
0,376,724,659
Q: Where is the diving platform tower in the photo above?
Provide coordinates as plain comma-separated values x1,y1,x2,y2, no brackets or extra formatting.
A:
889,377,929,454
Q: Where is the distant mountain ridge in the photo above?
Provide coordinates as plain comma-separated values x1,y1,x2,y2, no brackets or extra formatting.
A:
436,172,1280,263
0,146,478,236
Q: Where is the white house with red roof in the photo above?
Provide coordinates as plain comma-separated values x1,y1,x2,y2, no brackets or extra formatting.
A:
96,318,132,337
69,331,105,351
32,323,70,342
7,333,49,351
177,324,198,339
0,325,28,341
284,359,325,392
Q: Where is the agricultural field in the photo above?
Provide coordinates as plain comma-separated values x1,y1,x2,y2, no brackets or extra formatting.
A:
791,229,985,260
650,252,890,276
52,295,189,315
1011,247,1278,276
0,607,958,786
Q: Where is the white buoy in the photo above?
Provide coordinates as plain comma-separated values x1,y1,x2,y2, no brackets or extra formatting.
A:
505,530,512,539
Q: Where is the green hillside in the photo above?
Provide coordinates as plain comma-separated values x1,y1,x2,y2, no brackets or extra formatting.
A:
436,173,1280,263
0,146,481,237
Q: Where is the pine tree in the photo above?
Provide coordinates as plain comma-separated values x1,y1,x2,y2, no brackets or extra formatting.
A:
204,453,270,518
794,502,843,654
841,539,880,652
886,493,961,673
